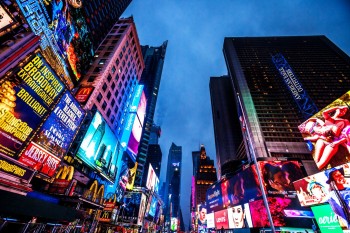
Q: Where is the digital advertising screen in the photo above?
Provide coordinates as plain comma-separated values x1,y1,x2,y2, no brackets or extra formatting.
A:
170,217,178,232
311,204,343,233
206,212,215,229
0,4,15,33
137,193,147,226
249,197,313,228
75,87,94,104
125,162,138,191
298,90,350,170
77,111,118,181
146,164,159,192
127,87,146,160
206,182,223,213
148,196,157,218
41,1,94,81
223,165,261,207
197,203,207,232
227,203,253,229
0,53,64,158
214,209,229,229
115,151,136,202
257,160,305,196
293,169,331,206
119,192,141,224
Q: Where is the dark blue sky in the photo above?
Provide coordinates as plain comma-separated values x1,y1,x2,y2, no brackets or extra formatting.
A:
123,0,350,227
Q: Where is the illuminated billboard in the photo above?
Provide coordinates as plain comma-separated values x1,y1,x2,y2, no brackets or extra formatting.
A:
249,197,313,228
206,212,215,229
214,209,229,229
19,91,84,176
146,164,159,192
0,4,15,33
119,192,141,224
171,217,178,232
0,53,64,158
75,87,94,104
125,162,138,190
77,111,118,181
115,151,136,202
40,1,94,81
311,204,343,233
298,90,350,170
257,160,305,196
127,91,147,158
206,182,223,213
148,196,157,218
227,203,253,229
137,193,147,226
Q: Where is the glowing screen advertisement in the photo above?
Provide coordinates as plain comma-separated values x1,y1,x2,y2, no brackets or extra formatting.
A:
40,0,94,81
148,196,157,218
0,53,64,158
257,160,305,196
171,217,178,232
0,4,14,31
206,213,215,229
19,91,84,177
206,182,223,212
127,91,147,158
227,203,253,229
146,164,159,192
77,111,118,181
298,90,350,170
311,204,343,233
214,209,229,229
137,193,147,226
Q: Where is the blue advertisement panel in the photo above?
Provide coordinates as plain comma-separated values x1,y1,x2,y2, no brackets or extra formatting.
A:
0,53,64,158
77,111,118,181
129,85,144,113
272,53,318,120
148,196,157,218
206,182,223,213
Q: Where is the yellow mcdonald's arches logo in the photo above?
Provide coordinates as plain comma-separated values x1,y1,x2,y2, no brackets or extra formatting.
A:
55,165,74,181
77,87,92,95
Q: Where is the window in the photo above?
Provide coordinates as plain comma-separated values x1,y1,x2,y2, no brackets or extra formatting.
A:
97,93,102,102
111,66,116,74
116,58,119,65
110,115,115,123
102,101,107,110
107,75,112,82
107,91,111,99
111,82,116,89
119,52,123,59
115,74,119,82
111,99,115,107
88,76,96,82
107,109,111,117
93,67,102,73
108,46,114,50
102,83,107,91
99,59,106,65
104,52,111,57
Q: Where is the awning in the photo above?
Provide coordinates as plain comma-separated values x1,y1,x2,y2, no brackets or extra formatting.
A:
0,190,79,222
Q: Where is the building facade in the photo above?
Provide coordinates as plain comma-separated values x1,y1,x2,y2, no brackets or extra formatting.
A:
163,143,182,224
223,36,350,174
209,76,245,178
134,41,168,187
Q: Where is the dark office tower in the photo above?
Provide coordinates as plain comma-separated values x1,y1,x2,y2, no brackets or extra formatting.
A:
83,0,132,50
209,76,245,178
223,36,350,173
134,41,168,186
141,125,163,183
191,145,217,208
163,143,182,223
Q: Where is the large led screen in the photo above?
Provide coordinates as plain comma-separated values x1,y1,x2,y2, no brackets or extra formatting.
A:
249,197,313,228
0,53,64,158
148,196,157,218
257,160,305,196
77,111,118,181
311,204,343,233
118,192,141,224
222,165,261,208
146,164,159,192
41,1,94,81
206,213,215,229
19,91,84,176
227,203,253,229
115,151,136,202
298,91,350,170
0,4,14,32
127,91,147,158
206,182,223,212
197,203,207,233
137,193,147,226
214,209,229,229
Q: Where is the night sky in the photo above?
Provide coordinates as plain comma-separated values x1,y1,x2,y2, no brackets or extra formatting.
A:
122,0,350,228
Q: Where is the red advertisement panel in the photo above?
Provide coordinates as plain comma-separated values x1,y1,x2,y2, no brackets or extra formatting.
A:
19,142,60,177
214,209,229,229
75,87,94,104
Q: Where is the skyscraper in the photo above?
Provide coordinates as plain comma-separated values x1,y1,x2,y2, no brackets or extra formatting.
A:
209,76,245,178
134,41,168,186
163,143,182,224
223,36,350,174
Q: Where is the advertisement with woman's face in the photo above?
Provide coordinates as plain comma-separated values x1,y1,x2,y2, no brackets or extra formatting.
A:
298,91,350,170
227,204,252,229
